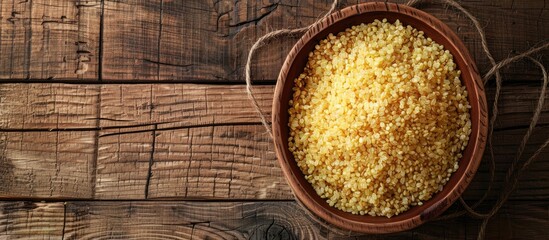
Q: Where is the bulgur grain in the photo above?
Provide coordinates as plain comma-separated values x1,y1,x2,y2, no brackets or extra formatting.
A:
288,19,471,217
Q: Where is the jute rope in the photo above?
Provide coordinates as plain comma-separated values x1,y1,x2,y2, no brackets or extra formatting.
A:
244,0,339,140
244,1,549,239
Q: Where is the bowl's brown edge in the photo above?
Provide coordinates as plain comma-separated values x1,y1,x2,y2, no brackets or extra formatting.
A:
273,2,488,234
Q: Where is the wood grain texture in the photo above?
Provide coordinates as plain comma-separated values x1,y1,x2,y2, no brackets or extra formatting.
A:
1,83,546,130
94,84,280,198
0,84,99,129
0,0,546,238
5,0,546,83
0,83,548,201
98,84,273,128
52,0,543,82
0,201,547,239
95,125,285,200
0,131,95,199
0,0,100,80
0,202,65,239
59,122,549,201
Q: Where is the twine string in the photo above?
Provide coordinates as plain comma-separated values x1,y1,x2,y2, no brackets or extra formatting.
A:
460,56,548,215
244,1,549,239
406,0,501,214
244,0,340,140
407,4,549,238
476,56,548,239
433,42,549,223
402,4,549,240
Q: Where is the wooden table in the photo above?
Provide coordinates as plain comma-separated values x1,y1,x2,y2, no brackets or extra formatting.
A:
0,0,547,239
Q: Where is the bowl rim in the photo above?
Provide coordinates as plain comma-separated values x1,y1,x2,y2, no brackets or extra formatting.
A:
272,2,488,234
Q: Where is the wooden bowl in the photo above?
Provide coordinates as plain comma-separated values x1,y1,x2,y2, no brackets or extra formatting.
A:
272,2,488,234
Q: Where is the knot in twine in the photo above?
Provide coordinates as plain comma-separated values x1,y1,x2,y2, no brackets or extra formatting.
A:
244,1,549,239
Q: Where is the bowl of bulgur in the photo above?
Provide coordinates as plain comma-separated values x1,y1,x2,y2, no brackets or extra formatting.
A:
272,2,488,233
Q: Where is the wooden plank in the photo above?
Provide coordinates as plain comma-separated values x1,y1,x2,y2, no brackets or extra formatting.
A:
97,0,547,82
94,84,281,199
0,0,101,80
100,0,161,81
1,83,547,130
95,125,285,200
0,0,544,82
60,201,458,239
95,131,153,199
2,122,547,201
465,127,549,201
0,84,99,129
98,84,272,128
0,202,65,239
1,83,549,200
460,201,549,240
0,201,547,239
99,125,549,201
0,131,95,199
0,83,272,130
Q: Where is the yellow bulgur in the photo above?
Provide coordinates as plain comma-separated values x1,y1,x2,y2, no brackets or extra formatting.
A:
288,19,471,217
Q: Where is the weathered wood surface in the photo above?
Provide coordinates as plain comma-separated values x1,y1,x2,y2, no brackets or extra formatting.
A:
0,0,546,82
2,83,548,131
0,83,548,201
0,201,547,239
0,0,548,239
0,0,101,80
